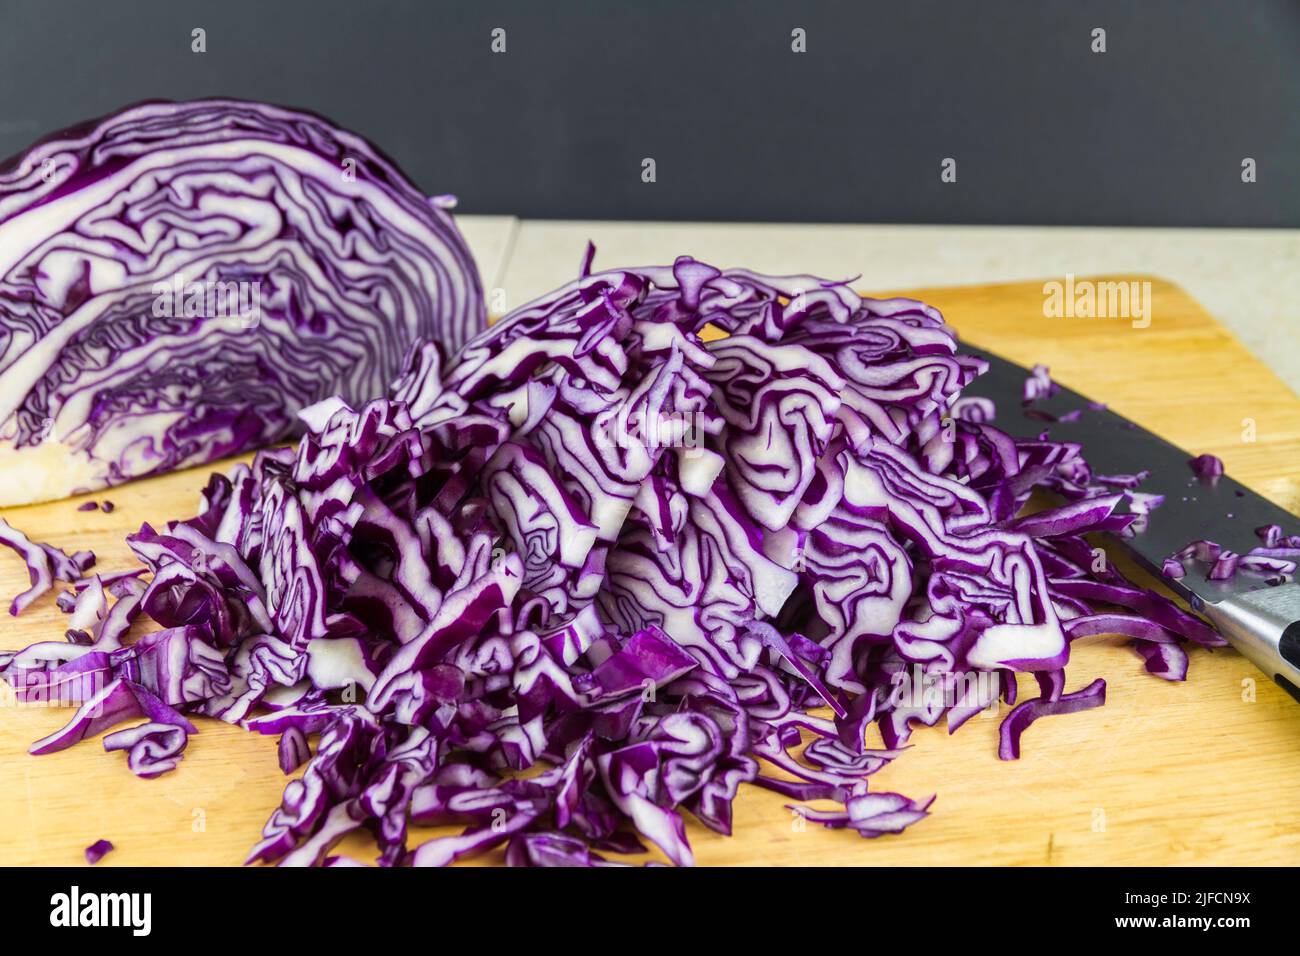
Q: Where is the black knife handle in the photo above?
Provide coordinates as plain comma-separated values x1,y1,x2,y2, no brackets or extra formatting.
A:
1205,585,1300,704
1277,622,1300,703
1280,621,1300,668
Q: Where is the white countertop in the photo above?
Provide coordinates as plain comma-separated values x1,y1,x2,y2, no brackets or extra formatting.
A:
452,214,518,293
456,217,1300,393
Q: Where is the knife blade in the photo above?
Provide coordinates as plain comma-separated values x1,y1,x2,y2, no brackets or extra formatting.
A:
960,344,1300,702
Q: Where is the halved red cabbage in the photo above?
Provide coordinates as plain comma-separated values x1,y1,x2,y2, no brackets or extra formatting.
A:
0,100,483,506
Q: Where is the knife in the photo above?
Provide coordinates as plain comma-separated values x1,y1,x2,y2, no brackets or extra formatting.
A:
960,345,1300,703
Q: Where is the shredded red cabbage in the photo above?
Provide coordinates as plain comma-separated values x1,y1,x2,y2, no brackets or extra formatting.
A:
0,517,95,615
997,678,1107,759
278,725,311,774
0,251,1248,866
1168,535,1297,586
1022,363,1060,404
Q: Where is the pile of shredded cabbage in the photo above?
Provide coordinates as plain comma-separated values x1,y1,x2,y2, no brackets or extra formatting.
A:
0,251,1231,866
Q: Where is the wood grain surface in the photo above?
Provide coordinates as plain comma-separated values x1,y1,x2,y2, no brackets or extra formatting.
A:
2,275,1298,867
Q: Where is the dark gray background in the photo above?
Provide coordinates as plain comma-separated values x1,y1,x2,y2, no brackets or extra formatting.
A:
1,0,1296,226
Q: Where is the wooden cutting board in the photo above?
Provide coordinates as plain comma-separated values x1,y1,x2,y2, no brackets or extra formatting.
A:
2,275,1299,867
